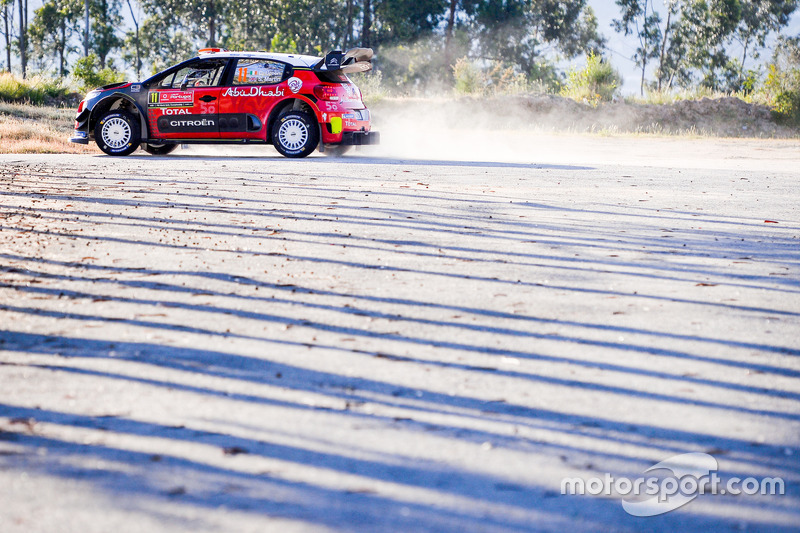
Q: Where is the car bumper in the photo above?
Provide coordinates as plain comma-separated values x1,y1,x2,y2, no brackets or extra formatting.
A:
340,131,380,146
70,130,89,144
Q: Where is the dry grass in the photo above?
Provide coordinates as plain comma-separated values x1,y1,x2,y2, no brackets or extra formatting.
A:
0,102,99,154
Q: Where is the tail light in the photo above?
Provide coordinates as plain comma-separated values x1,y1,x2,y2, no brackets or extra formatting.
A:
77,100,86,113
313,84,340,101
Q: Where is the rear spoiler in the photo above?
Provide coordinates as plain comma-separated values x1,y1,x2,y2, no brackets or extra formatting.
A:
313,48,374,74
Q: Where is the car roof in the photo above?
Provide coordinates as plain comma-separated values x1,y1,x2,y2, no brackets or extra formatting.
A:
198,50,321,69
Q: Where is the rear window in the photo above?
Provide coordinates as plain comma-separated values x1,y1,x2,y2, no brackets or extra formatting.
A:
232,59,290,85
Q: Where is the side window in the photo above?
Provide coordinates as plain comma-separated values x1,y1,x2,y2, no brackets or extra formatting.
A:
158,60,227,89
232,59,289,85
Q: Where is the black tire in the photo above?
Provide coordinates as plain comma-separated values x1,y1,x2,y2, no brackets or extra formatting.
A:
324,145,352,157
143,143,178,156
94,111,140,156
271,111,319,158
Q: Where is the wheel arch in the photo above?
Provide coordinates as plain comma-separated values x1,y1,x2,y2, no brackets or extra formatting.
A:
266,96,320,143
89,94,148,139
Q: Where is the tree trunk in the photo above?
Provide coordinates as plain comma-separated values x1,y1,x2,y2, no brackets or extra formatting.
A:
84,0,89,57
3,3,11,72
17,0,26,78
444,0,457,66
126,0,140,79
639,0,647,96
740,37,749,89
362,0,371,48
59,19,66,77
344,0,353,48
657,9,672,91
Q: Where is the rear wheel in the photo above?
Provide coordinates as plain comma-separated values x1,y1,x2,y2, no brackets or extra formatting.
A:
143,143,177,156
272,111,318,158
94,111,140,156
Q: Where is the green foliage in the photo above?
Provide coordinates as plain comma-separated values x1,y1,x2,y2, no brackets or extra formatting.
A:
762,39,800,124
29,0,84,77
71,53,124,91
463,0,604,76
90,0,124,68
377,38,450,92
349,70,387,105
452,57,482,95
0,72,71,104
373,0,447,46
561,52,621,106
452,57,546,97
269,32,298,54
617,0,797,93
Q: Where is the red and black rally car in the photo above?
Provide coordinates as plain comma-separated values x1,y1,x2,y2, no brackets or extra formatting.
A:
70,48,379,158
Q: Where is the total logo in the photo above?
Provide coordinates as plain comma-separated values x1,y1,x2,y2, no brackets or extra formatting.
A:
162,108,190,115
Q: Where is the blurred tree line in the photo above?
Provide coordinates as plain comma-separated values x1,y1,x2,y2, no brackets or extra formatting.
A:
0,0,797,97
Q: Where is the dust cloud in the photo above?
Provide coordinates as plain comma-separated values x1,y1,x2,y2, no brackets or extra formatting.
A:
165,96,800,172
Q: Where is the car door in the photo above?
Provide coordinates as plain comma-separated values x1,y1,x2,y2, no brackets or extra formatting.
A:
146,58,228,140
217,58,293,140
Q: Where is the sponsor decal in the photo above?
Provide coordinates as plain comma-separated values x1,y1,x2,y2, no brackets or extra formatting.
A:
157,115,217,133
131,84,141,93
343,113,355,119
287,77,303,94
148,90,195,107
344,120,357,128
160,91,193,103
222,86,284,98
162,108,191,115
73,130,88,138
170,118,214,127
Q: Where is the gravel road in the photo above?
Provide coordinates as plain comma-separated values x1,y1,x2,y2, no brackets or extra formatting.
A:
1,137,799,532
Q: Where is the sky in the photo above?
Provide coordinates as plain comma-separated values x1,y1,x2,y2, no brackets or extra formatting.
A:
588,0,800,94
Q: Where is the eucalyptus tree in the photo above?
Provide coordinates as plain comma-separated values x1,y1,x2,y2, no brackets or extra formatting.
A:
1,0,13,72
29,0,83,76
614,0,662,94
17,0,27,77
462,0,603,77
90,0,123,68
733,0,797,86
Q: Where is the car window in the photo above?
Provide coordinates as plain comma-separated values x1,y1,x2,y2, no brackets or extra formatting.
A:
157,59,228,89
232,59,289,85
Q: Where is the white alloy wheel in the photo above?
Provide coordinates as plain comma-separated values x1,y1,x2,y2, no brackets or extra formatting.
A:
101,117,132,149
278,118,309,151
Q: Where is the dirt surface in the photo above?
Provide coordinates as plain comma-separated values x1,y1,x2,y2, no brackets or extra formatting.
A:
1,136,799,532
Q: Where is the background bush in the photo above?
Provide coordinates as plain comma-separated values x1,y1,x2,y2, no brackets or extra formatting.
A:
452,57,547,97
72,54,126,93
762,38,800,125
561,52,621,106
0,72,71,105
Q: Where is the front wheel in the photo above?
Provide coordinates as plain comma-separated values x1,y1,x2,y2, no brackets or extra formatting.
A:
272,111,318,158
143,143,178,156
94,111,140,156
